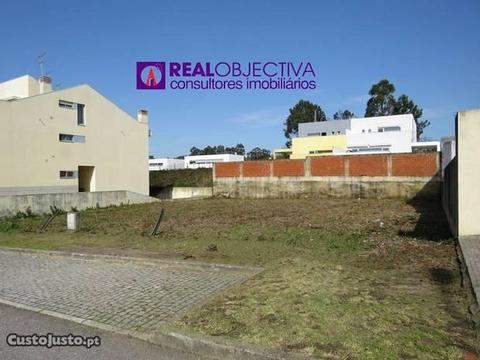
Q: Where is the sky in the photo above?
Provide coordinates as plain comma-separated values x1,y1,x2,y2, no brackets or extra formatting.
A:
1,0,479,157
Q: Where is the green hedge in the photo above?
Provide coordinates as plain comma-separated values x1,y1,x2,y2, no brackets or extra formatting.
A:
149,168,212,195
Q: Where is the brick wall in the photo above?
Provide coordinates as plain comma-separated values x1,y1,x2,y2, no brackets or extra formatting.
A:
349,155,388,177
215,162,241,177
243,161,270,177
273,159,304,177
311,156,344,176
392,153,438,177
214,153,439,179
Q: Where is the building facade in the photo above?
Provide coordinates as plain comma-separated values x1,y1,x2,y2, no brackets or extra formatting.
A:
274,114,438,159
0,75,149,196
149,158,185,171
184,154,244,169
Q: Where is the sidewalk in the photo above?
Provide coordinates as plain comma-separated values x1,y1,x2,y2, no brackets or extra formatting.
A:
457,235,480,329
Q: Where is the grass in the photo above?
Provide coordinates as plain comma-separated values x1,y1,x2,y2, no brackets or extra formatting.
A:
0,198,477,359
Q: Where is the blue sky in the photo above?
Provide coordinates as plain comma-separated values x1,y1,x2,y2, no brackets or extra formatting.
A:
1,0,479,157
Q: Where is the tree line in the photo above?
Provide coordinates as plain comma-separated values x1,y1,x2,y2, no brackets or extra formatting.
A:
188,144,271,160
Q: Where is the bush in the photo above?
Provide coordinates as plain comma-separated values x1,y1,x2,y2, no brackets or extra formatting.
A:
0,221,18,232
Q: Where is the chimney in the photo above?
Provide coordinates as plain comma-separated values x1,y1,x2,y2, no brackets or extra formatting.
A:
137,109,148,123
39,76,52,94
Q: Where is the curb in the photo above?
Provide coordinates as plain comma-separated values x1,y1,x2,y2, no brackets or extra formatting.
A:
0,247,303,358
0,298,310,360
0,246,262,274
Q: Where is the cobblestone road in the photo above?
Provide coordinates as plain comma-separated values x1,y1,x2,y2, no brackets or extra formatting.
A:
0,249,256,334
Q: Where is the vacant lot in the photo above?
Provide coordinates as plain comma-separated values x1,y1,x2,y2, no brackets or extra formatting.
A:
0,198,477,359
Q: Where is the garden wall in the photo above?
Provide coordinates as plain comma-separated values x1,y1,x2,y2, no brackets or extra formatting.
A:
213,153,441,199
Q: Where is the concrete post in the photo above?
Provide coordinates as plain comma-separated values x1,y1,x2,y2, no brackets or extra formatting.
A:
67,212,79,231
387,154,393,177
305,157,311,177
343,156,349,177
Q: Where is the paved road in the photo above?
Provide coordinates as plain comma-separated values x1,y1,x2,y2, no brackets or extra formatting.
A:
0,302,197,360
0,249,254,334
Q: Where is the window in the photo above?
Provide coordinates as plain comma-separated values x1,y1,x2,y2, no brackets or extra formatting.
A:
309,150,333,154
59,100,75,109
59,134,85,143
59,170,76,179
348,145,391,153
379,126,401,132
59,134,74,142
59,100,86,126
321,132,327,136
77,103,85,125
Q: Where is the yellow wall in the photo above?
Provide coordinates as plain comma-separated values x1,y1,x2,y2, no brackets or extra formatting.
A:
290,135,347,159
0,85,149,195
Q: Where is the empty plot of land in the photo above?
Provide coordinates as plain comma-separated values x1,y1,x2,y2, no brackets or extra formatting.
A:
0,198,478,359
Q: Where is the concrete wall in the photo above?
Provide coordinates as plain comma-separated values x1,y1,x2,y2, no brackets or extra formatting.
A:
0,191,158,218
441,137,456,176
214,177,440,199
0,83,149,195
457,109,480,236
442,157,458,237
213,153,440,199
154,187,213,200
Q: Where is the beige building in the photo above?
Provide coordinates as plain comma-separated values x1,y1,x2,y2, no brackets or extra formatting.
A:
0,75,149,196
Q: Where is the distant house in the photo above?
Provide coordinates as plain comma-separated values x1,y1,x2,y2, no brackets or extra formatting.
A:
273,114,439,159
184,154,244,169
0,75,149,195
149,158,185,171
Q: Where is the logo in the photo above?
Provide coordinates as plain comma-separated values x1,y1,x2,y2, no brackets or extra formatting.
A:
136,62,166,89
136,61,317,91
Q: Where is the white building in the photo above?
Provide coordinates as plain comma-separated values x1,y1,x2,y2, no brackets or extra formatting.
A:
184,154,244,169
149,158,185,171
345,114,417,153
0,74,149,195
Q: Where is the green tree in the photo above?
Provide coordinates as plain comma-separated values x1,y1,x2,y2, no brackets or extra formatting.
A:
365,79,429,139
333,110,355,120
235,144,245,155
394,94,429,138
247,147,271,160
190,146,201,155
365,79,397,117
284,100,326,147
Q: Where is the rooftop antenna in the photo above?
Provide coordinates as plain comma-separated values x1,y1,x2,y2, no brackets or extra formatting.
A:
37,52,47,77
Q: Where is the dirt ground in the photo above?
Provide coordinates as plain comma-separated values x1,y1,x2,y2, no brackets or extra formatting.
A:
0,198,478,359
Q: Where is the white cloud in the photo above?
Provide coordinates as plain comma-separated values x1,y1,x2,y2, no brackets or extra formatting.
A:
227,107,288,129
